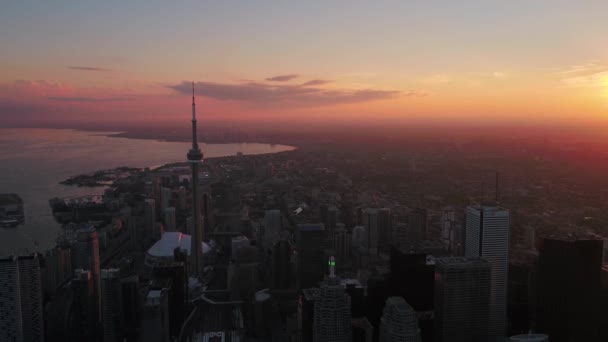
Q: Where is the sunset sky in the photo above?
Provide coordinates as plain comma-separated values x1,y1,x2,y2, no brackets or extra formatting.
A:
1,1,608,127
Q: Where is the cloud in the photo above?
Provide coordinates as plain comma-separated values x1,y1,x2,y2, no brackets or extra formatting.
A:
555,63,608,88
561,71,608,88
67,66,113,72
265,74,299,82
493,72,505,79
556,63,603,76
300,79,332,87
169,80,414,107
47,96,133,102
421,74,451,85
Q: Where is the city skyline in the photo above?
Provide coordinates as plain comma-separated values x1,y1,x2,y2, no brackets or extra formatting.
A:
1,1,608,129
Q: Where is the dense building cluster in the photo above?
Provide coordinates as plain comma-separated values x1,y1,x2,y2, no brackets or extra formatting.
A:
2,93,608,342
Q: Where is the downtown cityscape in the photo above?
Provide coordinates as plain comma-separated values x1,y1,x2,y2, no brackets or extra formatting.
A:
2,2,608,342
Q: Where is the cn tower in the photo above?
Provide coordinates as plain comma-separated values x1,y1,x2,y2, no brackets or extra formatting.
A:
188,81,203,279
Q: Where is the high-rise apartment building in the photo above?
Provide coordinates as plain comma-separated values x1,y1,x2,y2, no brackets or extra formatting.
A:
465,206,509,340
379,296,421,342
0,256,23,342
434,257,491,342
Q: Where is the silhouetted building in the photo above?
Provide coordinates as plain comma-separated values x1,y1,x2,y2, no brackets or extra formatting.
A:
72,227,101,326
377,208,392,253
352,317,374,342
465,206,509,340
363,208,379,254
389,247,435,311
70,269,97,340
333,225,351,269
326,206,339,237
407,208,428,241
101,268,122,342
41,246,72,297
144,199,158,241
152,262,186,337
297,224,326,289
263,209,282,252
272,239,292,290
434,257,491,342
164,207,176,232
120,275,141,340
379,296,421,342
536,234,603,342
367,274,390,341
141,289,170,342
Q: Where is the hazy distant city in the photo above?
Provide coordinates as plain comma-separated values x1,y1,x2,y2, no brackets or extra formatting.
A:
2,2,608,342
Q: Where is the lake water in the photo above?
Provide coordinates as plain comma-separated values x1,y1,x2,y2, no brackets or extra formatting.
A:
0,128,295,255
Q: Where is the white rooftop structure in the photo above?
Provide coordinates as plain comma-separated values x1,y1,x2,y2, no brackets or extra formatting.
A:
146,232,211,267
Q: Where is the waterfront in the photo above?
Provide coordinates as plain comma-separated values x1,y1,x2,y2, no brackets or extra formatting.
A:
0,128,295,255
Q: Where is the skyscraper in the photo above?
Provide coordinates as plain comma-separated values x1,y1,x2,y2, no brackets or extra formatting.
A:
326,206,339,237
188,82,204,279
465,206,509,340
0,256,23,342
363,208,379,254
379,296,421,342
536,234,603,342
72,226,102,326
17,255,44,342
313,258,351,342
407,208,428,241
333,225,351,268
160,187,172,218
71,269,97,340
144,199,158,240
141,289,170,342
101,268,122,342
377,208,392,252
272,239,292,290
263,209,281,252
164,207,176,232
434,257,491,342
297,224,326,289
151,262,186,337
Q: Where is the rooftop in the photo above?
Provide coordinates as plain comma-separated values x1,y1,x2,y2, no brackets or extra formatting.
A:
435,257,491,268
147,232,211,258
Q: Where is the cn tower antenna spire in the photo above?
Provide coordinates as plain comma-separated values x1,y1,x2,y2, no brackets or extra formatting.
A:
187,80,203,279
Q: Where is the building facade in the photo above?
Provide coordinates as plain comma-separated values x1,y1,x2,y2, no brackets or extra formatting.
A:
464,206,509,340
434,257,491,342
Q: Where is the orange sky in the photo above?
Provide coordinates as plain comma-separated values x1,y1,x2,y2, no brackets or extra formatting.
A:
1,2,608,128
